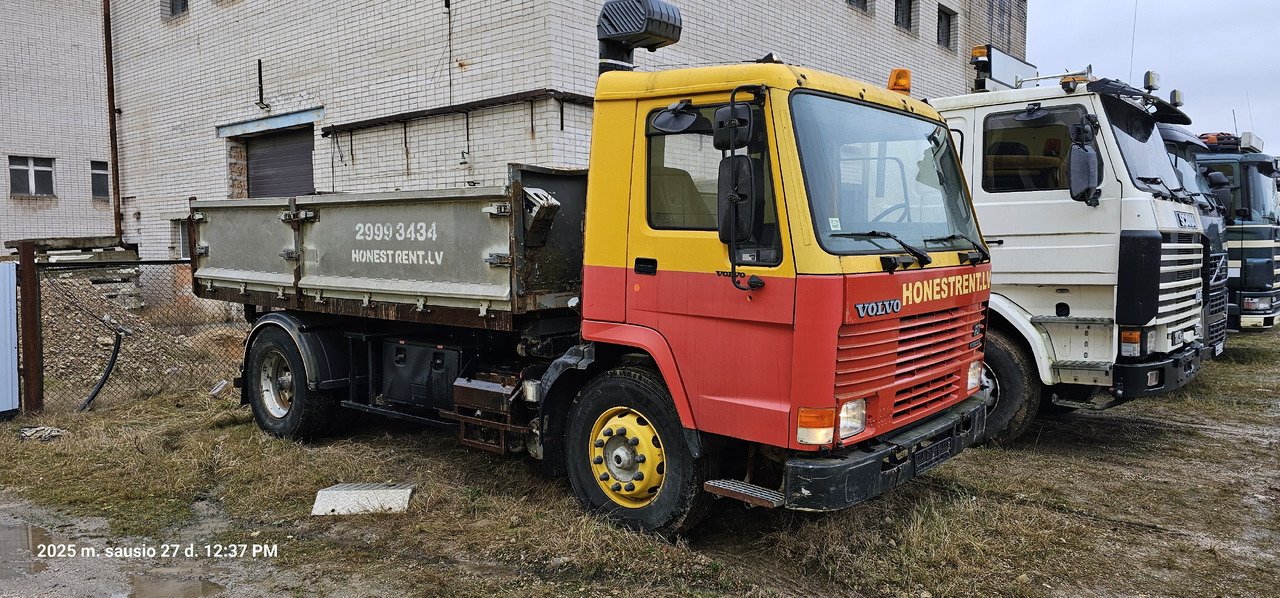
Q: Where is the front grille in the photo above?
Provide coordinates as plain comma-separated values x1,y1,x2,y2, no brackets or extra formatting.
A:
1274,242,1280,285
1208,311,1228,346
835,304,984,424
1159,233,1204,347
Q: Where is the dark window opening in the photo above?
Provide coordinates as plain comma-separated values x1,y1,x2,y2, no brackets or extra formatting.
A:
170,0,188,17
937,7,956,49
895,0,913,29
8,156,54,196
245,127,316,199
846,0,868,10
91,160,109,198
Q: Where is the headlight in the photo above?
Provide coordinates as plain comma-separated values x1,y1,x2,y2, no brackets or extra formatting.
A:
1243,296,1273,311
839,399,866,438
967,360,983,391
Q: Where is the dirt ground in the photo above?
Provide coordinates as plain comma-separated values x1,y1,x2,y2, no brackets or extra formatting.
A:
1,329,1277,597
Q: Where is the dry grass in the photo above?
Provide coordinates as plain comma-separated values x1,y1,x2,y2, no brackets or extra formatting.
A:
2,330,1279,596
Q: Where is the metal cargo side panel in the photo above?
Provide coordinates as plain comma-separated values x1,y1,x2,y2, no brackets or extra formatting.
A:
295,189,514,310
193,199,297,295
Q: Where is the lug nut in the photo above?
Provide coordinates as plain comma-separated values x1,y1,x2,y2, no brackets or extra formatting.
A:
633,472,644,481
624,483,635,491
617,427,627,436
611,483,622,492
599,472,609,481
636,455,646,463
594,439,605,448
593,456,604,465
628,437,639,446
603,428,613,437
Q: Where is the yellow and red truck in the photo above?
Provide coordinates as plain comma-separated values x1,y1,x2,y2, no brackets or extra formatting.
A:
193,0,992,532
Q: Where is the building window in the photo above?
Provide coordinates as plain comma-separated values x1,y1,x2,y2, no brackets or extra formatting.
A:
8,156,54,196
173,220,191,259
91,161,110,199
937,6,956,49
846,0,868,10
169,0,188,17
894,0,913,30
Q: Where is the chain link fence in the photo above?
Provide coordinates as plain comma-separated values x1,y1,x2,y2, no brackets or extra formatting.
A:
36,262,246,411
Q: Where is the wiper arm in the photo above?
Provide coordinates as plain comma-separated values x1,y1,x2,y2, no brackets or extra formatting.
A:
1137,176,1192,204
831,230,933,267
924,233,990,263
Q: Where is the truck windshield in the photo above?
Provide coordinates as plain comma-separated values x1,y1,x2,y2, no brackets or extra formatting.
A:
791,92,980,256
1244,164,1280,223
1102,95,1184,196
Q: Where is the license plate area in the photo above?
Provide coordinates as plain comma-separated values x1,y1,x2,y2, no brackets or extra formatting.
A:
1214,341,1224,356
913,437,953,474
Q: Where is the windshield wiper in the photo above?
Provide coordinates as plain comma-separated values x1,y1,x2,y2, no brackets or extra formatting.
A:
831,231,933,267
924,233,990,263
1137,176,1193,204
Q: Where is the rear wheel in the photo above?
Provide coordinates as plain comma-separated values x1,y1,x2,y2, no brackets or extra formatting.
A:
976,329,1040,446
247,327,337,440
565,367,710,535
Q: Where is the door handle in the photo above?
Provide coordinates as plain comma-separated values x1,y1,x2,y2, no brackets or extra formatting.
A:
634,257,658,275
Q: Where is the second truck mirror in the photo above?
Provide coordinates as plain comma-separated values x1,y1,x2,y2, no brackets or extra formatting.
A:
717,155,756,244
713,104,753,150
1067,143,1099,206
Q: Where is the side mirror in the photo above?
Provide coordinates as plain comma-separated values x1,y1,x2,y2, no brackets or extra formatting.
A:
717,155,756,244
1206,171,1230,188
1213,187,1232,210
1070,123,1095,144
1067,143,1099,206
1236,207,1252,219
713,104,753,150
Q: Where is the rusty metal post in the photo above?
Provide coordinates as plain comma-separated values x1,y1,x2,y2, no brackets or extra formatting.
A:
17,241,43,413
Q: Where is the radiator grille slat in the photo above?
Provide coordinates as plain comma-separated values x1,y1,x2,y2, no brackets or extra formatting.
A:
835,304,983,422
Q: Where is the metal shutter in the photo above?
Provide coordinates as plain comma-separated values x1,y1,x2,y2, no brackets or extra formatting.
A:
247,127,315,198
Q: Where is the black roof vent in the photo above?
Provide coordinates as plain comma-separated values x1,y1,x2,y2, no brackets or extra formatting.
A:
597,0,682,75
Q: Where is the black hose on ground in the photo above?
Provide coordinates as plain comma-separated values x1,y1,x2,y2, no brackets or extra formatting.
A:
76,322,132,412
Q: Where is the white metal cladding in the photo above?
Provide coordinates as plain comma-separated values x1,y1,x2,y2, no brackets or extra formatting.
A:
1,263,17,413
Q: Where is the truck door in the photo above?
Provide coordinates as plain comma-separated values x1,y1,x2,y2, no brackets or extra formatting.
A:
961,101,1122,298
625,97,797,441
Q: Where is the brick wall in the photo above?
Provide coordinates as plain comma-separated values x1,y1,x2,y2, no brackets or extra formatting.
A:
110,0,1026,259
0,0,114,255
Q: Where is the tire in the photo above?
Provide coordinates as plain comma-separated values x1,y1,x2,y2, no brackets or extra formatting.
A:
976,329,1040,446
246,327,337,440
564,366,710,535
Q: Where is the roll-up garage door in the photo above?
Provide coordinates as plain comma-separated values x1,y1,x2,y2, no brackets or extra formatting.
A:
246,127,315,198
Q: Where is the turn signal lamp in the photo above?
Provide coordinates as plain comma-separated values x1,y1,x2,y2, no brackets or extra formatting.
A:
1120,330,1142,358
888,68,911,95
797,407,836,445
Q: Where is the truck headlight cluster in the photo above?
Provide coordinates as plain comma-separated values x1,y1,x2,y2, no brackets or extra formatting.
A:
967,361,983,391
839,399,866,439
1243,296,1273,312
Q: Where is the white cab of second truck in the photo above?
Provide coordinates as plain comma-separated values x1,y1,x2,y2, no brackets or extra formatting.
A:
934,69,1210,443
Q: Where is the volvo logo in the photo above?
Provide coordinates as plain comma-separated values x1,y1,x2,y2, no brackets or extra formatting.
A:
855,299,902,318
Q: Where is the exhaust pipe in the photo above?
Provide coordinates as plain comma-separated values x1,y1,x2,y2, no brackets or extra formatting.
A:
597,0,682,75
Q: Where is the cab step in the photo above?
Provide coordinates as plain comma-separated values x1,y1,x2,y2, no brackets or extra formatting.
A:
703,479,784,508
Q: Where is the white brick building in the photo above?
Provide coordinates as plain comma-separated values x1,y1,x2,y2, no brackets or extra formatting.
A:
109,0,1026,259
1,0,115,255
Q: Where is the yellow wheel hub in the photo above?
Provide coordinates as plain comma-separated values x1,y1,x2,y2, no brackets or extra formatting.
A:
588,406,665,507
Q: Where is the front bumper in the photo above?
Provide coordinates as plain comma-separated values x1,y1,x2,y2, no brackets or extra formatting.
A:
1111,342,1202,400
782,396,986,511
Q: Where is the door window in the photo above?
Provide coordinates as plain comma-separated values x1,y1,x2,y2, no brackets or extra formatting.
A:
982,105,1098,193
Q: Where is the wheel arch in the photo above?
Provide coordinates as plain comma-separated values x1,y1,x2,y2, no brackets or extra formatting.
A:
986,294,1057,385
537,330,700,478
240,311,348,405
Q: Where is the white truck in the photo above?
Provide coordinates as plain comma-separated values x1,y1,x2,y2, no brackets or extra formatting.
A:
934,64,1209,443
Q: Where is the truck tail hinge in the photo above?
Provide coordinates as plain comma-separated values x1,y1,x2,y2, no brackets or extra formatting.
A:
280,249,301,261
278,209,317,223
481,203,512,217
485,253,512,267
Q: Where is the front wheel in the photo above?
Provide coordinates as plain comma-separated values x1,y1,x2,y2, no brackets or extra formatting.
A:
975,329,1040,446
565,367,710,535
246,327,338,440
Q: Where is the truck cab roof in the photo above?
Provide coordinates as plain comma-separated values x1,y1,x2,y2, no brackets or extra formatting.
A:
595,62,944,123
